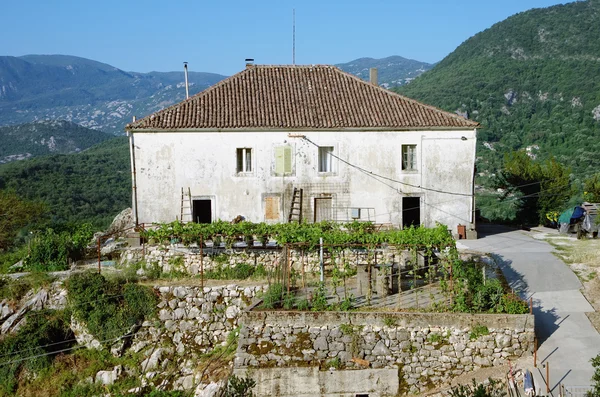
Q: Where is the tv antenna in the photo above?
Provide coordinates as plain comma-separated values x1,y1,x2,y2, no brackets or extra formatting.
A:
293,9,296,65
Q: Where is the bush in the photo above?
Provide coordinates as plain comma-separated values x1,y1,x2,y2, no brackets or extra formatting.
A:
261,283,283,309
224,374,256,397
24,223,94,272
448,379,505,397
0,310,74,395
66,271,157,343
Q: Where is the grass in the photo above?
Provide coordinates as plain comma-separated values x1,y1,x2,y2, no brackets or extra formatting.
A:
469,325,490,341
0,272,56,303
546,234,600,282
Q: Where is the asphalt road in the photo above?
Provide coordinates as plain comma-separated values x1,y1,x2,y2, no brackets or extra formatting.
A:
460,225,600,395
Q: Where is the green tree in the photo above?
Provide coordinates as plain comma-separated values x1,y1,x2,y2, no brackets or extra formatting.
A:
484,151,573,225
584,174,600,203
0,190,46,252
590,354,600,397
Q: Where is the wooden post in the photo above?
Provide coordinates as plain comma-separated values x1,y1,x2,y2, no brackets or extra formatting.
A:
530,297,533,314
534,337,538,367
546,362,550,394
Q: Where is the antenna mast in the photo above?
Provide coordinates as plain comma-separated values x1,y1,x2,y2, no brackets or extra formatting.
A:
183,62,189,99
293,9,296,65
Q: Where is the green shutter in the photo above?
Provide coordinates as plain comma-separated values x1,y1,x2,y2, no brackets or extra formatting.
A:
275,146,293,175
275,146,284,175
283,146,292,174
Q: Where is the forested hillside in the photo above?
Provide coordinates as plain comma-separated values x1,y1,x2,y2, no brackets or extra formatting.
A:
0,120,113,163
398,0,600,178
0,137,130,228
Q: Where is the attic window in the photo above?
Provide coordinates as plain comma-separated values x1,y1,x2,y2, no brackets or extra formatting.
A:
236,148,252,173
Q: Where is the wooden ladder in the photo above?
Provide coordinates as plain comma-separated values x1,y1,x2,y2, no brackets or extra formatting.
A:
180,187,193,222
288,187,303,223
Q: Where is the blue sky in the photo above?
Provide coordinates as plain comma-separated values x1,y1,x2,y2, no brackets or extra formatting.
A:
1,0,576,75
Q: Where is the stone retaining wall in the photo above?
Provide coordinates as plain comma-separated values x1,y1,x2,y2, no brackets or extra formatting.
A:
235,311,535,395
122,245,421,277
129,284,267,356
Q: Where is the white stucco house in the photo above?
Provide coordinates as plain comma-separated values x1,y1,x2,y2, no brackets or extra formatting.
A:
125,64,479,235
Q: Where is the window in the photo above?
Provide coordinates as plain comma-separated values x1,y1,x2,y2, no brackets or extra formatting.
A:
274,145,293,175
402,144,417,171
318,146,335,173
236,148,252,173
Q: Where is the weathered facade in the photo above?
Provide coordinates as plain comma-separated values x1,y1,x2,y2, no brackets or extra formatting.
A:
126,65,478,232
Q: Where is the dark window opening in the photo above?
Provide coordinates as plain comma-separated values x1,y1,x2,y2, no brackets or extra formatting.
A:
192,200,212,224
402,197,420,228
356,394,369,397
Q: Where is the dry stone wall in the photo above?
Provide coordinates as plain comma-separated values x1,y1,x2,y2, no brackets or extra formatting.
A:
235,311,535,395
123,245,418,277
130,284,267,356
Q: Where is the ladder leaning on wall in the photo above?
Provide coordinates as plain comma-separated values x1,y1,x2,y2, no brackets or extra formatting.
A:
288,187,303,223
180,187,193,223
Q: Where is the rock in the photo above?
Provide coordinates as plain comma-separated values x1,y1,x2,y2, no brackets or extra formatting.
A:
141,348,165,371
195,381,224,397
495,334,512,349
71,316,103,349
225,305,240,319
175,375,195,390
95,365,122,385
373,340,390,356
106,208,133,237
314,336,328,351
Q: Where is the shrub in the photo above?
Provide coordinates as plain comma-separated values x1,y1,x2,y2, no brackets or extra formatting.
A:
261,283,284,309
66,271,157,343
448,378,505,397
224,374,256,397
0,310,74,395
311,282,329,312
469,325,490,341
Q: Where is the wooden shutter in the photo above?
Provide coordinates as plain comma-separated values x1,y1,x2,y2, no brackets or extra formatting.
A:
283,146,292,173
275,146,292,175
265,196,280,220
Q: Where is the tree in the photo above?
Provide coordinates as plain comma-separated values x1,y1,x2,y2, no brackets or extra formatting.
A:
590,354,600,397
0,190,46,252
483,151,573,225
584,173,600,203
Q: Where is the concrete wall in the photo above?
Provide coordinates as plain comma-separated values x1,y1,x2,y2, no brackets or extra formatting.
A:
131,129,476,231
235,311,534,395
232,367,399,397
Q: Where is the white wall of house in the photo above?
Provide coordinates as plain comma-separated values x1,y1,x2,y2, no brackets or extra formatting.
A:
131,128,476,232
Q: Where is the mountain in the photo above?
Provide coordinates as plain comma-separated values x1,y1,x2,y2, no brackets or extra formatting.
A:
0,120,113,163
397,0,600,177
0,55,227,135
335,56,433,88
0,136,130,228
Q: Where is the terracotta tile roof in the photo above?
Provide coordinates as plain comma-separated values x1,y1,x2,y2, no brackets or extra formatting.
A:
126,65,479,131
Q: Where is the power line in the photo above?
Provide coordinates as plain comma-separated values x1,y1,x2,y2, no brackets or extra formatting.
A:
302,137,473,197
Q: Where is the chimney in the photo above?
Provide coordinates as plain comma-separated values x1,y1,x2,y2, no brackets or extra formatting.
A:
183,62,189,99
245,58,255,69
369,68,378,86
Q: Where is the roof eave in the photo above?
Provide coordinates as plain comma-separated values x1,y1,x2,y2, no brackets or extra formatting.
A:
126,125,479,133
